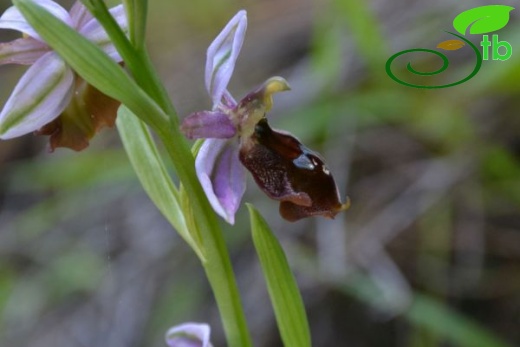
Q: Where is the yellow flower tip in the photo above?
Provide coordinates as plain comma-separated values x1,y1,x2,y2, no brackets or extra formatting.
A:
261,76,291,111
264,76,291,94
339,196,351,212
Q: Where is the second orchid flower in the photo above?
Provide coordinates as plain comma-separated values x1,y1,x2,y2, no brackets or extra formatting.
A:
0,0,127,150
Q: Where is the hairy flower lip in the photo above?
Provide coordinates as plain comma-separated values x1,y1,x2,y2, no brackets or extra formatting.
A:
239,117,350,222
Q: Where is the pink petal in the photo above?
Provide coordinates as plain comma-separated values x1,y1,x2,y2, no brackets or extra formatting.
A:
69,1,93,30
196,139,246,224
165,323,212,347
0,52,74,139
0,37,48,65
181,110,236,139
0,0,72,41
205,10,247,107
221,90,237,109
79,4,127,61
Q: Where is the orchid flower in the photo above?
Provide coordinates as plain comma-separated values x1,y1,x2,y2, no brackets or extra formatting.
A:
181,10,349,224
0,0,127,150
180,10,249,225
166,322,213,347
181,10,288,224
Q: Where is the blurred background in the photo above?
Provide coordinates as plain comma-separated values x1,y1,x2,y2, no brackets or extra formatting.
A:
1,0,519,346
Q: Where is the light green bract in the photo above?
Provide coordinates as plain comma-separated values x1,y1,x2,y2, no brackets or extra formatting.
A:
117,106,204,261
248,204,312,347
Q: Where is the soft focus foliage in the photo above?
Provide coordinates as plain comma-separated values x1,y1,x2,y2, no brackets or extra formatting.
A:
0,0,519,346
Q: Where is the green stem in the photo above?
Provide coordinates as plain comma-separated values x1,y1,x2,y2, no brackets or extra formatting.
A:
83,2,252,345
154,125,252,347
122,0,148,49
81,1,174,116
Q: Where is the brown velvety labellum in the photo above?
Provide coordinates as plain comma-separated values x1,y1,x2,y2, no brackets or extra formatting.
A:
239,118,347,222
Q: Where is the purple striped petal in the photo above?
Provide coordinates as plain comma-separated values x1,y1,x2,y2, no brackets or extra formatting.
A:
181,110,236,139
79,4,127,61
0,0,72,41
196,139,246,224
166,323,212,347
205,10,246,107
69,1,92,29
0,52,74,139
0,37,48,65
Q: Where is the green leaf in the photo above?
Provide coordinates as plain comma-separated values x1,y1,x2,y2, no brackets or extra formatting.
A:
247,204,311,347
453,5,515,35
80,0,173,118
179,183,204,254
13,0,168,132
122,0,148,49
117,106,205,261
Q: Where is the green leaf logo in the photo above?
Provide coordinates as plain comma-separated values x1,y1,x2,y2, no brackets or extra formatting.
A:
453,5,514,35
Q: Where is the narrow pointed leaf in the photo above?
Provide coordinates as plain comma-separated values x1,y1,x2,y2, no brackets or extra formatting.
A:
453,5,515,35
179,183,204,253
117,106,205,261
178,142,206,250
78,0,134,66
79,0,173,118
247,204,311,347
13,0,168,132
79,4,128,61
122,0,148,49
